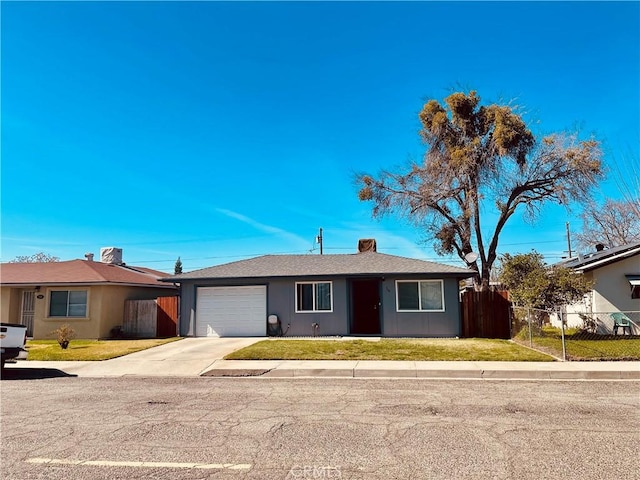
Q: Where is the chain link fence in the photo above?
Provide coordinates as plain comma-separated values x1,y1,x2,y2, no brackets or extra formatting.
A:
510,307,640,361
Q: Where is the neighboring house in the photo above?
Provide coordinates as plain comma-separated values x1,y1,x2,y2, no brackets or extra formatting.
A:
555,241,640,333
0,248,177,339
163,241,474,338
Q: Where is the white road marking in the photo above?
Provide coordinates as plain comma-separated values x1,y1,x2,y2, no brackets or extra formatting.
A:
26,458,251,470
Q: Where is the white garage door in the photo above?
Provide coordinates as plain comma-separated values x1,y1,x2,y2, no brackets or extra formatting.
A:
196,286,266,337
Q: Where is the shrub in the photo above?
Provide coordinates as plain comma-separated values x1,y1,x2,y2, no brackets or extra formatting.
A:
51,324,76,349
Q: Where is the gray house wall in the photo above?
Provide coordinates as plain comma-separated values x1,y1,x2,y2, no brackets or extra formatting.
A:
267,278,349,336
178,277,349,337
381,276,461,337
178,274,463,337
179,281,195,336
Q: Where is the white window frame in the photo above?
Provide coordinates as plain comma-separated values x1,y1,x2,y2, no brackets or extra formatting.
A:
48,289,88,318
295,281,333,313
395,280,445,312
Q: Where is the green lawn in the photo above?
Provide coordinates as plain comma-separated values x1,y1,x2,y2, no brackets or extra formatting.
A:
26,338,182,361
520,336,640,361
224,338,555,361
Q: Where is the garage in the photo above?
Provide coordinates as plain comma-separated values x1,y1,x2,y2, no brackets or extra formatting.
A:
195,285,266,337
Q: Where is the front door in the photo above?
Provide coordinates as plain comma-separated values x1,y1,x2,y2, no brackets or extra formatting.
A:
21,290,35,337
350,279,381,335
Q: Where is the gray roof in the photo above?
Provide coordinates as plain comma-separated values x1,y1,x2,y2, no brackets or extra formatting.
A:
557,241,640,271
163,252,474,281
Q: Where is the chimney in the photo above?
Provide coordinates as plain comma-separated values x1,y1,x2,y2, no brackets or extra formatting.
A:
85,253,94,262
357,238,377,253
595,243,606,252
100,247,123,265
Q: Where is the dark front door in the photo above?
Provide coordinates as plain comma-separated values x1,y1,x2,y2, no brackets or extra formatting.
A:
350,279,381,335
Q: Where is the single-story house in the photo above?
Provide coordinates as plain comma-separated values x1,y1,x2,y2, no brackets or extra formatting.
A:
0,248,177,339
555,241,640,333
163,241,474,337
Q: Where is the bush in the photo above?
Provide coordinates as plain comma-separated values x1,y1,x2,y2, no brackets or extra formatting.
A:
50,324,76,349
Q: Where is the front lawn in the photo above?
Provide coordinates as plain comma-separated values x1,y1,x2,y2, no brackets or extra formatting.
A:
518,327,640,361
224,338,555,361
26,338,182,361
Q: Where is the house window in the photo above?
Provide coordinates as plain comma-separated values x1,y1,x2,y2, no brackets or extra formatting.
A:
396,280,444,312
296,282,333,312
625,275,640,299
49,290,88,317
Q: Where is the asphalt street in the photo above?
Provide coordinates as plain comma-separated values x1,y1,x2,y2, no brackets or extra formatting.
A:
1,377,638,479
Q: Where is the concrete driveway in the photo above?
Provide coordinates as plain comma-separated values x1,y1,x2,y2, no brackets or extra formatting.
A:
4,337,264,378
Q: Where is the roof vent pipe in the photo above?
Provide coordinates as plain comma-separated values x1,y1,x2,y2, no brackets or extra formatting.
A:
357,239,377,253
85,253,94,262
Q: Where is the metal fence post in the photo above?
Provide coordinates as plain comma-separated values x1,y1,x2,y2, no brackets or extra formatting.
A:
559,308,567,362
528,307,533,348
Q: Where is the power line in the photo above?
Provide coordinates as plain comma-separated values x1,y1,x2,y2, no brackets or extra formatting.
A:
129,242,566,267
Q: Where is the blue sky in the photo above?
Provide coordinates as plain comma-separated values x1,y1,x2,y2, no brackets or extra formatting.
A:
2,1,638,272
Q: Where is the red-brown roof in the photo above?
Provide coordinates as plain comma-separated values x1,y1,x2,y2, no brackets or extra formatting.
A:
0,260,175,288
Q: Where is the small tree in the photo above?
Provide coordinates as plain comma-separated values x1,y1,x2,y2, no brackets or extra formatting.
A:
10,252,60,263
51,324,76,349
497,252,592,311
174,257,183,275
497,252,548,308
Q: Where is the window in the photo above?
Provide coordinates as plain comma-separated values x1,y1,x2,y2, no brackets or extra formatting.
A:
296,282,332,312
396,280,444,312
49,290,88,317
627,276,640,299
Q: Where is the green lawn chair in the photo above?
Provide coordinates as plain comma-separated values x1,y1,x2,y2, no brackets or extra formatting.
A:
610,312,632,336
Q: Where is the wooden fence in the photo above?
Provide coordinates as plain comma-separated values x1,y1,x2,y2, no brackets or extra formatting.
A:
461,289,511,339
123,296,179,338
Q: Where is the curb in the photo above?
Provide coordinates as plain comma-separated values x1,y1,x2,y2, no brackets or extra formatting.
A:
201,369,273,377
201,368,640,380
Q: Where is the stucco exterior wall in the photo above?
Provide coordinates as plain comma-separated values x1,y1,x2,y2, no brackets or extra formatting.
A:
552,254,640,332
97,286,176,338
0,288,11,324
590,255,639,313
0,287,22,325
33,285,102,339
1,284,176,339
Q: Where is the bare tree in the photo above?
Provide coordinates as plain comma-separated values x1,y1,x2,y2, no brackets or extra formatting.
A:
10,252,60,263
357,91,603,290
575,198,640,250
575,151,640,250
612,149,640,218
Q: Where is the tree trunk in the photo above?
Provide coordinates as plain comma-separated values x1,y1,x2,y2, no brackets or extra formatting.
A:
478,264,492,291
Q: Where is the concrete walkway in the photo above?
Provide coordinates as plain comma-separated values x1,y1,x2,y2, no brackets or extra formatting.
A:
4,337,263,378
3,338,639,380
